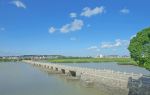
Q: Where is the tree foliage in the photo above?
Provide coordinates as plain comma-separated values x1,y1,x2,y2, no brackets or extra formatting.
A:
128,27,150,69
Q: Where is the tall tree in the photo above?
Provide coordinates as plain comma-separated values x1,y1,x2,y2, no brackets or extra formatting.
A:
128,27,150,68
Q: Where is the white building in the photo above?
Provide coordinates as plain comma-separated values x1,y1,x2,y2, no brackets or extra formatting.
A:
96,54,103,58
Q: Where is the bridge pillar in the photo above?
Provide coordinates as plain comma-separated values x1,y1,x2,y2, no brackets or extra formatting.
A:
55,68,58,71
47,66,49,69
39,64,41,67
69,70,76,77
51,66,53,70
61,69,65,74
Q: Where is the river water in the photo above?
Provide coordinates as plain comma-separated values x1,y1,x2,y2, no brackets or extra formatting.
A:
0,62,109,95
0,62,150,95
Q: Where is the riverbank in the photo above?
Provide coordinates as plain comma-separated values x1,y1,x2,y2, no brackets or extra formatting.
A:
0,59,19,62
48,58,137,65
144,63,150,70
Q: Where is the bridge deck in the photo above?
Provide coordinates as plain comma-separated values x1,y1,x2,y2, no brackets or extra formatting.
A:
23,60,143,80
22,60,150,94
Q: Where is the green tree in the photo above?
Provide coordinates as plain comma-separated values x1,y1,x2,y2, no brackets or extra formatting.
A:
128,27,150,69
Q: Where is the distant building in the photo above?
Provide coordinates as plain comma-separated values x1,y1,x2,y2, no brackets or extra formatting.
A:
19,55,65,60
121,55,130,58
95,54,103,58
104,55,120,58
103,55,130,58
0,56,20,60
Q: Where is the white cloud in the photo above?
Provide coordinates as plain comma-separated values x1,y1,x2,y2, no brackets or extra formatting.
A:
60,19,84,33
87,46,100,51
70,12,77,18
81,6,105,17
11,0,26,9
70,37,77,41
120,8,130,14
87,46,98,50
130,34,136,39
101,39,129,48
49,27,56,33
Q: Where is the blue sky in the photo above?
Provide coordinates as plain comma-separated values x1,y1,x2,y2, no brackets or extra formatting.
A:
0,0,150,56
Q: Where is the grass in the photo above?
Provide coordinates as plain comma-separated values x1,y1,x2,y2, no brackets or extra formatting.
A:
144,63,150,70
0,59,18,62
48,58,137,65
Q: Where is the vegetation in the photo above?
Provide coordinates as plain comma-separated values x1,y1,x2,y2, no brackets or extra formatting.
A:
48,57,136,64
128,27,150,70
0,58,19,62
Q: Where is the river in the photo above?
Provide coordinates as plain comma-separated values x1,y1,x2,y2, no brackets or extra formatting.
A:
0,62,150,95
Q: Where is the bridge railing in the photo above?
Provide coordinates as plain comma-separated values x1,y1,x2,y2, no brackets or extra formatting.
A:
23,60,144,80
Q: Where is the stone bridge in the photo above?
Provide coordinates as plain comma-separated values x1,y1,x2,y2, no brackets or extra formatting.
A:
23,60,150,95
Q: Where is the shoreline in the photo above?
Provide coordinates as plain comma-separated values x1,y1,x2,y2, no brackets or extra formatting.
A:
48,58,136,64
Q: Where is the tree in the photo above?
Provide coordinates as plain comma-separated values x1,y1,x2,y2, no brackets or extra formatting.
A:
128,27,150,69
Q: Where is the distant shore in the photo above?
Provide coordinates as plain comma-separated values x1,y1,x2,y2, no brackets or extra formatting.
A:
0,59,19,62
48,58,137,65
1,58,149,70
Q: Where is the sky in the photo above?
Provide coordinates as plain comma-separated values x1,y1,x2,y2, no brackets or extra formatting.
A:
0,0,150,56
